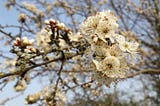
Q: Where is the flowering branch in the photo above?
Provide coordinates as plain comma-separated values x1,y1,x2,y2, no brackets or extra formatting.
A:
0,51,81,80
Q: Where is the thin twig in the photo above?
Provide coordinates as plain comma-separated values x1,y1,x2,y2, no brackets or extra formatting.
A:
0,29,14,39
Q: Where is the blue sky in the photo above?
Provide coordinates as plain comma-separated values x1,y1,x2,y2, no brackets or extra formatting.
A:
0,1,43,106
0,1,18,25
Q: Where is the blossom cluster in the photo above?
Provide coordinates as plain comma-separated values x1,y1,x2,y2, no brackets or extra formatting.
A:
23,2,41,14
36,19,82,52
36,19,72,52
80,10,139,86
11,37,37,76
12,37,37,91
13,37,37,58
25,86,66,105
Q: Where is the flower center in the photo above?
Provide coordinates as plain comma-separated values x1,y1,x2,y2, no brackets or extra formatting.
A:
102,28,109,34
124,43,128,48
106,64,113,69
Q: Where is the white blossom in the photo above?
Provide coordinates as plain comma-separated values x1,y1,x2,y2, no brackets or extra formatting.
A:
119,41,139,54
69,32,83,42
14,80,26,92
91,38,109,57
18,13,27,23
80,10,118,39
36,28,52,52
59,39,69,49
93,56,122,78
23,2,39,14
25,93,40,104
113,34,126,44
80,16,100,35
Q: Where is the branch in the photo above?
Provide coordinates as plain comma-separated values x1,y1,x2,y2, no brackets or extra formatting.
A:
0,28,14,39
52,56,64,106
0,52,80,80
63,80,94,92
127,68,160,78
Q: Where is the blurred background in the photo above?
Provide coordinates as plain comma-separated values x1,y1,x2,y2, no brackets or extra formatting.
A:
0,0,160,106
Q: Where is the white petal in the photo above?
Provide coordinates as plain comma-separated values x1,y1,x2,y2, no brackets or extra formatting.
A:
118,42,127,52
114,34,125,44
92,60,100,70
128,42,139,52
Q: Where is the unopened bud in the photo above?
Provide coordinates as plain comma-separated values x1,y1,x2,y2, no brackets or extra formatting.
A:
18,13,27,23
